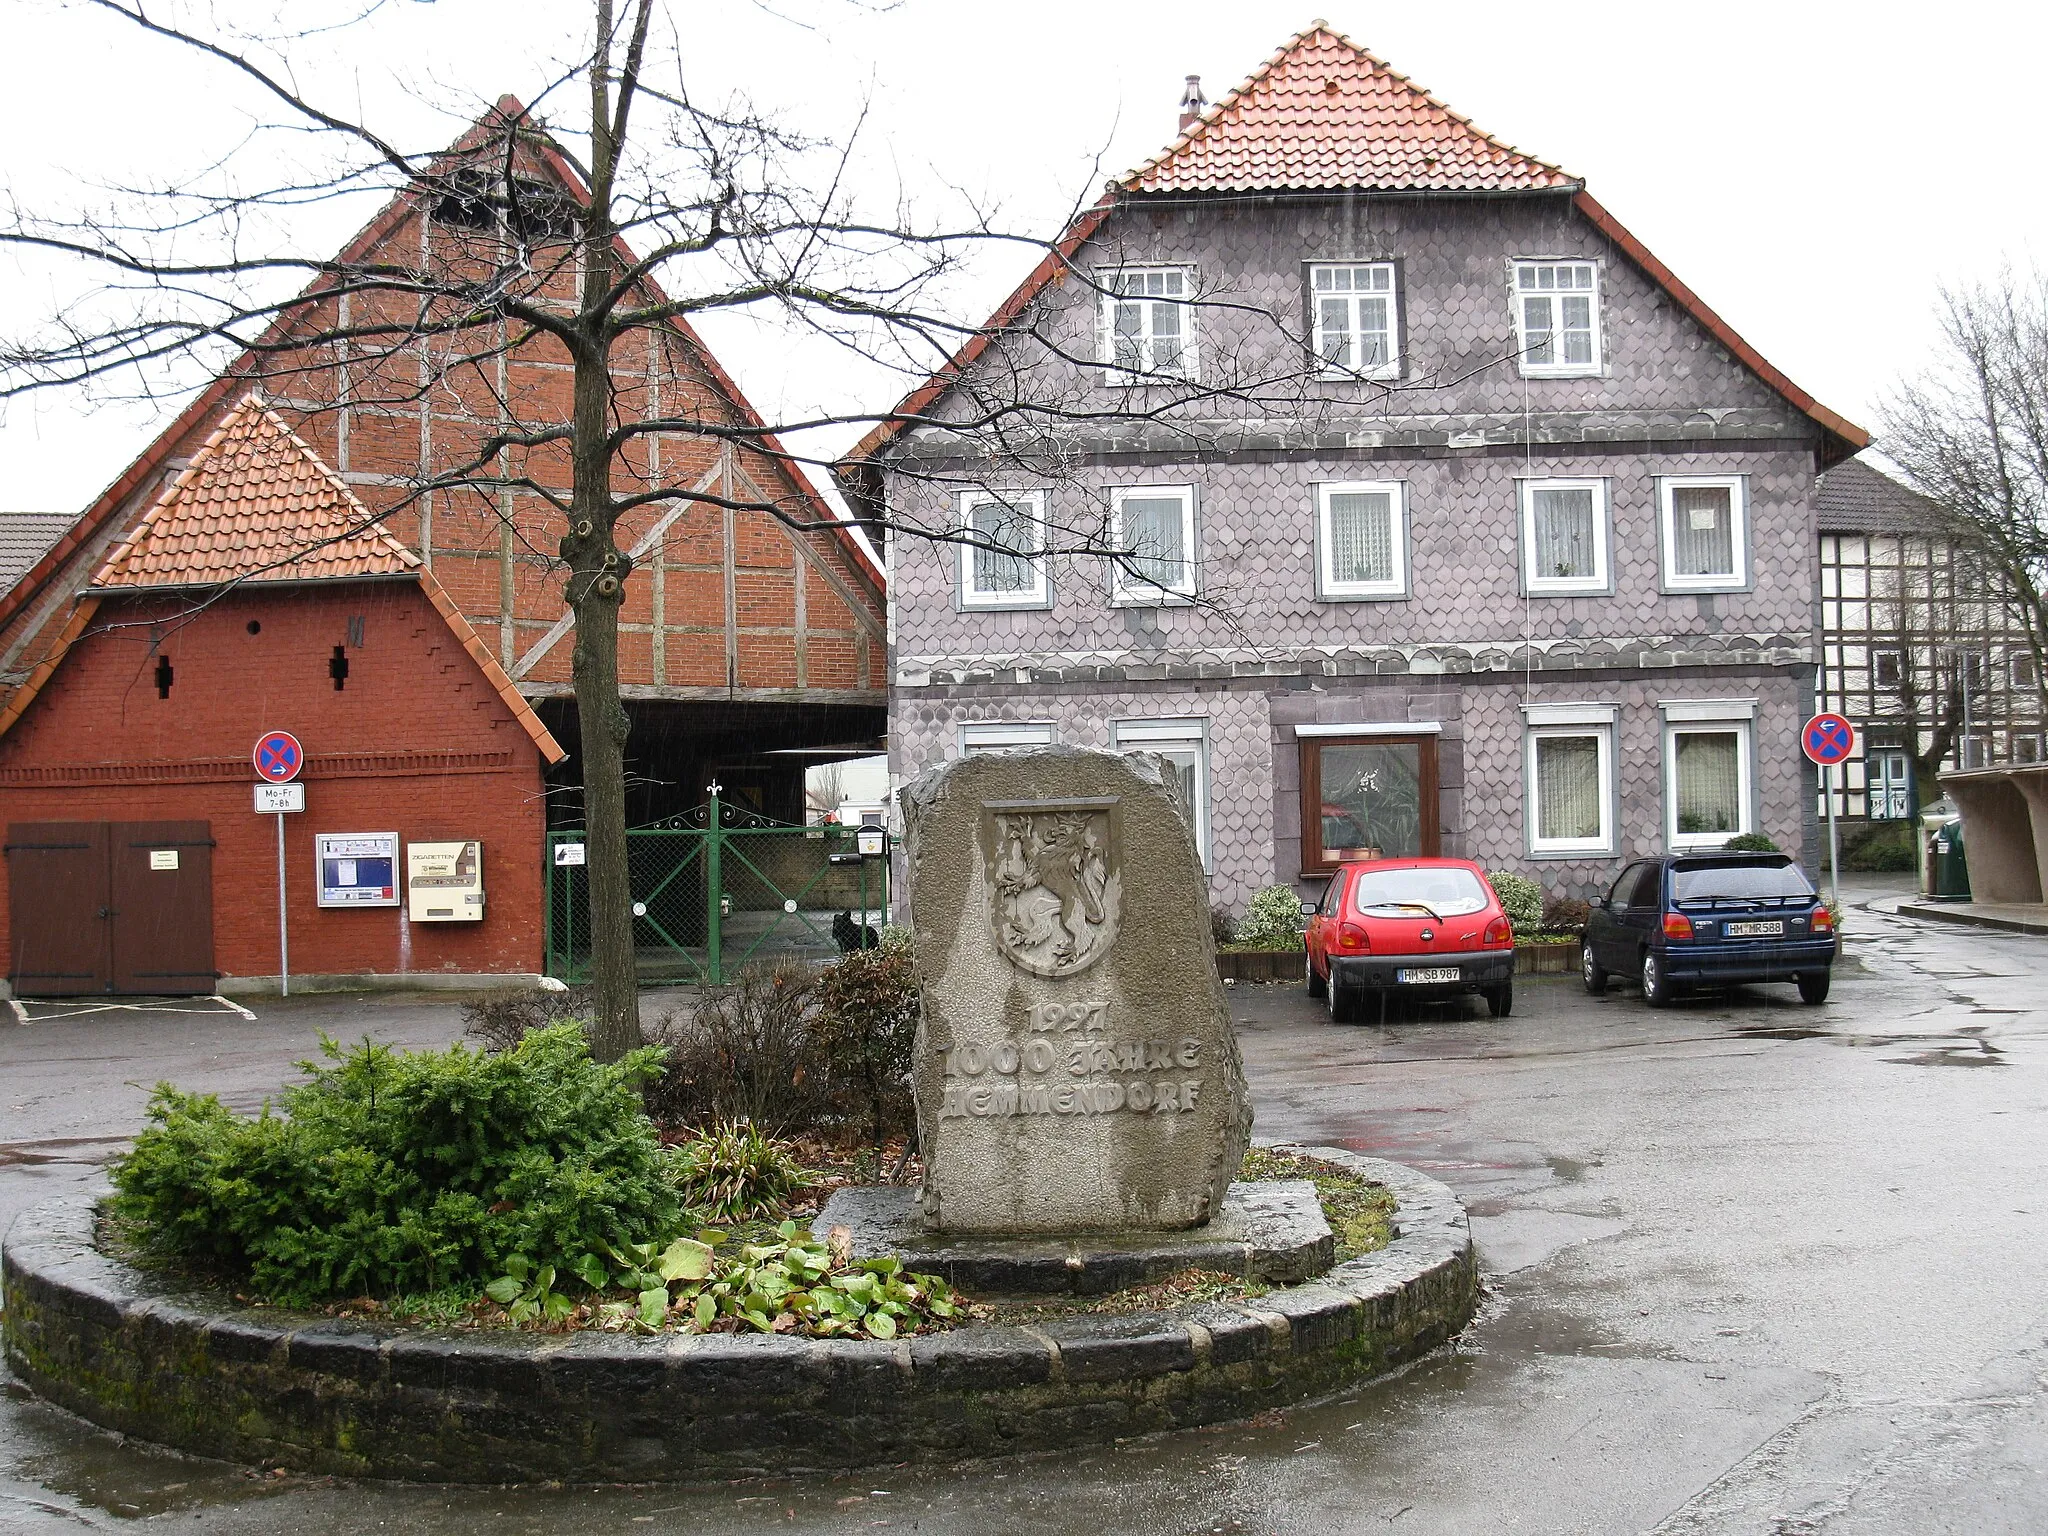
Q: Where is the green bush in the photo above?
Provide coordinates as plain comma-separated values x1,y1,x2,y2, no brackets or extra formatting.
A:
109,1024,678,1304
1236,884,1307,949
810,932,920,1149
1722,832,1782,853
1486,870,1544,934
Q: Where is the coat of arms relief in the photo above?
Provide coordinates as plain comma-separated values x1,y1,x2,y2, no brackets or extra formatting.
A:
984,800,1121,976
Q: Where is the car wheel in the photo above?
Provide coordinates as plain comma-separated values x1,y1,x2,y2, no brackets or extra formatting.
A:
1305,950,1327,1000
1641,951,1674,1009
1582,942,1607,995
1797,971,1831,1005
1328,978,1358,1024
1485,982,1513,1018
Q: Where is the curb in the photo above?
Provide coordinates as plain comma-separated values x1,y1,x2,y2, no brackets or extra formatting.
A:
1,1150,1476,1483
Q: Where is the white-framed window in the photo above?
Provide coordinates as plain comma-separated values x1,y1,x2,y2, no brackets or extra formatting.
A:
1960,734,1992,770
1526,725,1614,855
1109,486,1197,602
1309,262,1399,378
1112,717,1210,865
958,490,1048,609
1315,480,1409,600
1519,478,1610,594
1873,649,1903,689
1665,719,1753,848
1099,267,1196,382
959,721,1054,756
1512,260,1602,376
2012,651,2039,690
1658,476,1748,591
2014,733,2043,765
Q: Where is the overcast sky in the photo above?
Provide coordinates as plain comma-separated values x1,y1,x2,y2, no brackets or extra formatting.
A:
2,0,2042,513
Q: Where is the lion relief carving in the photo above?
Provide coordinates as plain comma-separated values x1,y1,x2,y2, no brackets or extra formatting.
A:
984,802,1121,976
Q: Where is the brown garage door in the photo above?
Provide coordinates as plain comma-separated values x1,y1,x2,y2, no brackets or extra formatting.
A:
6,820,216,996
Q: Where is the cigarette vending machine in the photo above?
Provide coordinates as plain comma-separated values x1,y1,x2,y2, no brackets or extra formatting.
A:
407,840,484,921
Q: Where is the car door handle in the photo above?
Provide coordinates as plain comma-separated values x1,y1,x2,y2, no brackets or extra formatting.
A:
96,907,117,919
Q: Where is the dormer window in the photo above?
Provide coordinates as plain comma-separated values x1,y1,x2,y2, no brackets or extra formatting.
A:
1512,260,1602,376
1310,263,1399,378
431,168,578,244
1100,268,1197,383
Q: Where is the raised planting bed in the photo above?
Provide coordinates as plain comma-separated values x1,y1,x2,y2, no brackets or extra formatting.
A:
1,1148,1477,1484
1216,943,1581,983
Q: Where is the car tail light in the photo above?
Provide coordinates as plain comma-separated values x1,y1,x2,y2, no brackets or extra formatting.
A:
1662,911,1695,940
1812,905,1834,934
1336,921,1371,952
1483,915,1512,947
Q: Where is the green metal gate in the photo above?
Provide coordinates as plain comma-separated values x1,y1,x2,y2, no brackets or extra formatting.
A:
545,789,889,985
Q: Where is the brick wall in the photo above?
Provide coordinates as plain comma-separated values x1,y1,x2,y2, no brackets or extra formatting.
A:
0,582,546,980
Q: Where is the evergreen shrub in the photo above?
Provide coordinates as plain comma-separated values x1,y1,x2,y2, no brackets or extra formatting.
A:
109,1024,677,1304
1486,870,1545,934
1235,884,1308,949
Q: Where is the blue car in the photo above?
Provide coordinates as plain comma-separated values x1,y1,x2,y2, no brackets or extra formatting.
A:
1581,852,1837,1007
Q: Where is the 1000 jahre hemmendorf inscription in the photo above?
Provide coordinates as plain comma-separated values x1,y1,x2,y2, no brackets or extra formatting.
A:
938,1001,1208,1118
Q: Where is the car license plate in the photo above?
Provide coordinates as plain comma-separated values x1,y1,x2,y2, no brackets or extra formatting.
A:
1724,920,1784,937
1397,966,1461,984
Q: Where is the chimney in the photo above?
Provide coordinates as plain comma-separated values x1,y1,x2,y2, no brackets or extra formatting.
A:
1178,75,1206,134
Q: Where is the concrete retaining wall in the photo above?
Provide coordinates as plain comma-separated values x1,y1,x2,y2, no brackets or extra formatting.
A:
1,1151,1476,1483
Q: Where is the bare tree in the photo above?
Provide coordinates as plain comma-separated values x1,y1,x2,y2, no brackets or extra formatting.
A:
1864,544,2002,807
1883,275,2048,743
1,1,1527,1054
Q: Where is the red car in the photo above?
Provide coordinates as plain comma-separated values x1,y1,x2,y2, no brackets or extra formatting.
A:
1304,858,1517,1022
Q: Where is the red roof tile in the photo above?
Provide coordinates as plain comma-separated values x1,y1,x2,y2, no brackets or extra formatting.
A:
94,392,418,588
1125,23,1576,195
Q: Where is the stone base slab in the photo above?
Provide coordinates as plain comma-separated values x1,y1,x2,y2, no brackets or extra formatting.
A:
1,1150,1476,1484
818,1179,1334,1295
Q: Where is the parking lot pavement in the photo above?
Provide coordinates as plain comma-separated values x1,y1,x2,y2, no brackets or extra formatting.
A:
6,883,2048,1532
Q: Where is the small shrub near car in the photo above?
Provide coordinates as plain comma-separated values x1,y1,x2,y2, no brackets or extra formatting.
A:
1721,832,1782,853
1236,884,1307,949
1486,870,1545,934
1540,897,1591,936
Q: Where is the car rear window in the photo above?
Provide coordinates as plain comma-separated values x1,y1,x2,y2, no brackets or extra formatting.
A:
1672,860,1815,902
1352,867,1489,917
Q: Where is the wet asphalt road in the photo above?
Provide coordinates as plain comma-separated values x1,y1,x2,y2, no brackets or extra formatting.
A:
4,877,2046,1533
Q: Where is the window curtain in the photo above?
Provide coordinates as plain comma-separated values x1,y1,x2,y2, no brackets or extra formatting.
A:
1119,496,1186,589
1329,492,1393,584
1532,487,1596,581
1675,731,1741,834
1672,487,1734,576
1536,734,1602,840
971,501,1035,593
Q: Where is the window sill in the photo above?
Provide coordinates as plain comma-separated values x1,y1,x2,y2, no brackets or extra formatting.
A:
1524,580,1611,598
1098,371,1199,388
958,597,1052,613
1317,589,1410,603
1669,835,1748,851
1110,592,1197,608
1662,578,1749,595
1516,365,1603,379
1529,844,1617,859
1313,367,1402,384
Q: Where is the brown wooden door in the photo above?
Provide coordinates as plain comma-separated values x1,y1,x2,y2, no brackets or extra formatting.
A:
6,822,111,996
110,822,216,995
5,819,217,996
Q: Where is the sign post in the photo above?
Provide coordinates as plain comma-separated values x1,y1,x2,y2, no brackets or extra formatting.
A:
253,731,305,996
1802,712,1856,913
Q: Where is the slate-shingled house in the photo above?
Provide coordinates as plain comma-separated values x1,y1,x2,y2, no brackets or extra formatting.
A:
844,24,1867,912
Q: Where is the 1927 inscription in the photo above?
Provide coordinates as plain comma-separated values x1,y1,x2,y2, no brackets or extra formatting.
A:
936,1001,1207,1118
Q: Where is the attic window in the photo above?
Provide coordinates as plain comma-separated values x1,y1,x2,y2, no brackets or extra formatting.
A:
431,168,578,243
153,654,173,699
329,645,350,691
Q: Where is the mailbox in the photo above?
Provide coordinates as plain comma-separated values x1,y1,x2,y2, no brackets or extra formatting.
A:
408,840,484,922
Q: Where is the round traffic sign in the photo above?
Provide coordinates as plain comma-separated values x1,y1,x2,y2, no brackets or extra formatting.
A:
1802,713,1855,766
253,730,305,783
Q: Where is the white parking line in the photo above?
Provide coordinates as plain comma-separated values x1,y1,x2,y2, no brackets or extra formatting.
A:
7,994,258,1025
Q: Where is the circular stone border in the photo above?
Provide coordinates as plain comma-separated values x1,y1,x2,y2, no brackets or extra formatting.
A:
0,1149,1477,1483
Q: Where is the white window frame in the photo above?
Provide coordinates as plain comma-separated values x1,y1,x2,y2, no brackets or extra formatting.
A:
957,489,1049,609
1098,266,1198,384
1664,717,1754,849
1526,724,1616,856
1658,475,1749,593
1511,259,1603,377
1308,262,1400,380
1518,477,1611,595
2012,651,2039,690
959,721,1054,756
1108,485,1198,603
1315,480,1409,600
1112,717,1210,865
1873,649,1903,689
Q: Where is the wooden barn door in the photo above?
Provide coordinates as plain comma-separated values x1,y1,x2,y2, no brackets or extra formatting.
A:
6,820,216,995
110,822,216,994
5,823,111,995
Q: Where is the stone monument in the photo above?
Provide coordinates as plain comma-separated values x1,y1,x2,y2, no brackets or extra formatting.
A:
898,746,1253,1233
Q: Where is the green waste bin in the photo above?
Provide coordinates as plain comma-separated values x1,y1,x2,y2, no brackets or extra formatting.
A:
1929,819,1971,902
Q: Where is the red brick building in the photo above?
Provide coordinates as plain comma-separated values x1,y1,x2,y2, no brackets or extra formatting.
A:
0,106,888,992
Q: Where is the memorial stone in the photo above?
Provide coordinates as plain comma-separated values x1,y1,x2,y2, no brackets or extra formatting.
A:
900,746,1253,1233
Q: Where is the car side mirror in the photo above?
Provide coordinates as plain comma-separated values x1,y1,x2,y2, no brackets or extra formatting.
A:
1593,897,1610,911
1299,900,1318,918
